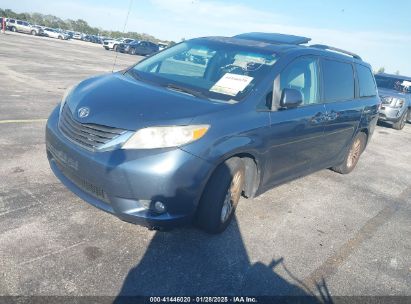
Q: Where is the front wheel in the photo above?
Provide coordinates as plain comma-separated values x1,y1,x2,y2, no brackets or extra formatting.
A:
407,109,411,123
196,157,245,234
130,48,136,55
11,27,16,32
31,30,36,35
58,36,63,40
331,132,366,174
392,109,408,130
113,44,118,52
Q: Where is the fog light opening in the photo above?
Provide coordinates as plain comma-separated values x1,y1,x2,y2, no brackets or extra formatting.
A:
153,201,166,214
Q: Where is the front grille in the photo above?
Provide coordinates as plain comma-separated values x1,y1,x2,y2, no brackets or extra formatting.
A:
104,42,108,45
59,106,126,151
55,160,109,203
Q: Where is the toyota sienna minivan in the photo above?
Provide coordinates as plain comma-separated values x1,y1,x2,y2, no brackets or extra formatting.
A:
46,33,380,233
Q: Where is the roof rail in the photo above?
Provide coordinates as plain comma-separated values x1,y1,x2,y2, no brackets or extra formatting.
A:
234,32,311,45
310,44,362,60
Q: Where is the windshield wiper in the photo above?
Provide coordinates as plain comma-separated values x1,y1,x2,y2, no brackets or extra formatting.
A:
165,83,209,100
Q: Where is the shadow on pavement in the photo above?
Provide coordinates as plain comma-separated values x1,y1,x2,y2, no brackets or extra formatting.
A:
114,218,332,303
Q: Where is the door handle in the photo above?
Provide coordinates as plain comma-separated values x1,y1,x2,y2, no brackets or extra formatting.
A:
326,111,338,121
310,112,326,124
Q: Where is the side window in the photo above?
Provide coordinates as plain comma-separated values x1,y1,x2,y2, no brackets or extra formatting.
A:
356,64,377,97
17,20,22,25
322,59,355,102
279,57,319,105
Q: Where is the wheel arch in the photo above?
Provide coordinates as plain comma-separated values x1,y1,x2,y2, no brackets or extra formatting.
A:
357,127,369,148
205,152,261,200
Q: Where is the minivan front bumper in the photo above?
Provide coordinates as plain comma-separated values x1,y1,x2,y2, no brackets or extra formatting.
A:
378,105,404,122
46,107,212,229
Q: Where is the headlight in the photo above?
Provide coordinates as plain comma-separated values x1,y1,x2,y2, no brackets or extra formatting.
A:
122,125,210,149
382,96,392,104
392,97,405,108
59,85,76,115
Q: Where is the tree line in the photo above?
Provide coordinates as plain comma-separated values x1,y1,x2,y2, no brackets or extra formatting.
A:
0,8,175,44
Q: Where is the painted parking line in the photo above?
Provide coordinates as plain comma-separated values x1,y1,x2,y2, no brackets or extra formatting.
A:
0,119,47,124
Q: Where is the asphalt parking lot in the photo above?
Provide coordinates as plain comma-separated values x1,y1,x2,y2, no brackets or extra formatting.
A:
0,32,410,299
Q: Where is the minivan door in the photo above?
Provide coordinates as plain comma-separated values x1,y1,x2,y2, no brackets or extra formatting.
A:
264,56,327,188
319,59,362,168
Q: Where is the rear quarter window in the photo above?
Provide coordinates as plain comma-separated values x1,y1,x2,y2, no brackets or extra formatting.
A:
356,64,377,97
322,59,355,102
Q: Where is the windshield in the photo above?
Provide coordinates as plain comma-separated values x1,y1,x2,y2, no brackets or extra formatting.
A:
129,39,278,102
375,75,411,93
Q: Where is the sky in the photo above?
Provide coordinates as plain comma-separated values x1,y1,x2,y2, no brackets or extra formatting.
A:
1,0,410,75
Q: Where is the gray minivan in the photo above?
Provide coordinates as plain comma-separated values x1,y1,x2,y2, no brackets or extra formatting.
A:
46,33,380,233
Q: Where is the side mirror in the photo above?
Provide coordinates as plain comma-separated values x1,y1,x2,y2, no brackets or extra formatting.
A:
280,88,303,108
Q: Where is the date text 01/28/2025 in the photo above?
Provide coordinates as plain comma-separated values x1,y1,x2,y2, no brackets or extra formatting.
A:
149,296,257,303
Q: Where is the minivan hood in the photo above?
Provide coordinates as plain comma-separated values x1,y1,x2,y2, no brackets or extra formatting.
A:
66,73,225,130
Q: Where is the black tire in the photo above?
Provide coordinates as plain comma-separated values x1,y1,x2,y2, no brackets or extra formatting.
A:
31,30,36,36
407,109,411,123
113,44,118,52
11,27,16,32
196,157,245,234
331,132,366,174
58,36,63,40
392,109,408,130
130,48,136,55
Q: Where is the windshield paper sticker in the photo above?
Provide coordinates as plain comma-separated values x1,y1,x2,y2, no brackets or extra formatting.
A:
210,73,253,96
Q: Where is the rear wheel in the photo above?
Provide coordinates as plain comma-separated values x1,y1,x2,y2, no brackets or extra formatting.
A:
407,109,411,123
332,132,366,174
392,109,408,130
196,157,245,234
58,35,63,40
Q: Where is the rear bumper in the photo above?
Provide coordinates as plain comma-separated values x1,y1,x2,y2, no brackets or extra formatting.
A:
46,107,213,229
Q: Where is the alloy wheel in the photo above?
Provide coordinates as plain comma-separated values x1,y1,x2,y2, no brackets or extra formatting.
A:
347,138,362,168
220,171,243,223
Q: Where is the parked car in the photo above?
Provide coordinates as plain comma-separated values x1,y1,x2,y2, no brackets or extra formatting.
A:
103,38,133,51
5,19,43,36
126,40,159,56
83,35,100,43
66,31,75,39
116,40,136,53
158,42,169,51
72,32,83,40
31,25,45,36
46,32,379,234
375,73,411,130
43,28,69,40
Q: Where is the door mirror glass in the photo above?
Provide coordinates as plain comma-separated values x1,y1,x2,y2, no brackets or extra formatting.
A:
280,88,303,108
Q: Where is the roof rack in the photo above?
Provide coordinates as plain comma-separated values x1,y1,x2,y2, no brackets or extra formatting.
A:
233,32,311,45
310,44,362,60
